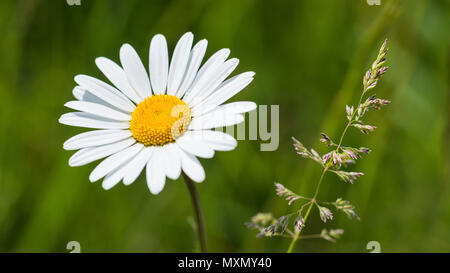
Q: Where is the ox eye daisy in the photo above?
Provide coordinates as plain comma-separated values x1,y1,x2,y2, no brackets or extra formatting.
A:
59,32,255,252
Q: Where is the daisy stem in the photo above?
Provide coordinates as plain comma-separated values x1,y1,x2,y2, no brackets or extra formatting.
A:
182,172,208,253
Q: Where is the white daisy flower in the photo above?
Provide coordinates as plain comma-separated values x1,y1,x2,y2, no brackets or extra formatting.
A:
59,32,255,194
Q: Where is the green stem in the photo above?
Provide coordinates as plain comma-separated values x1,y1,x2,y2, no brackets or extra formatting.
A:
287,167,327,253
183,172,208,253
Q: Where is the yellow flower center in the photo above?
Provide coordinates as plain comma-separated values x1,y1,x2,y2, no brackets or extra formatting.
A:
129,95,191,146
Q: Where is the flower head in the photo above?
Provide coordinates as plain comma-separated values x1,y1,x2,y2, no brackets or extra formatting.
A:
318,206,333,223
60,32,255,194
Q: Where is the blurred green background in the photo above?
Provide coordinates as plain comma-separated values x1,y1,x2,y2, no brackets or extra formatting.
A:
0,0,449,252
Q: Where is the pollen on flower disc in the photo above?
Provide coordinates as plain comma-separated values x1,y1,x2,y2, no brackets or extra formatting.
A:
129,95,191,146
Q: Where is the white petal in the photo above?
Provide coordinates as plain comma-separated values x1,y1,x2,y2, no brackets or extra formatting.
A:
64,101,131,121
102,158,135,190
146,149,166,194
190,58,239,105
195,48,231,81
89,143,144,182
73,86,134,116
102,170,124,190
218,101,257,113
73,86,106,106
176,132,215,158
188,130,237,151
162,143,181,180
120,43,152,98
72,86,116,109
63,129,132,150
123,147,154,185
74,75,135,112
59,112,130,129
175,39,208,98
183,48,230,104
95,57,143,103
72,86,85,100
188,110,244,130
193,101,256,117
149,34,169,94
68,138,135,167
192,72,254,115
179,149,205,183
167,32,193,95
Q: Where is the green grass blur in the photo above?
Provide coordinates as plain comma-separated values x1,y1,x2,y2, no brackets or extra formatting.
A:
0,0,449,252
